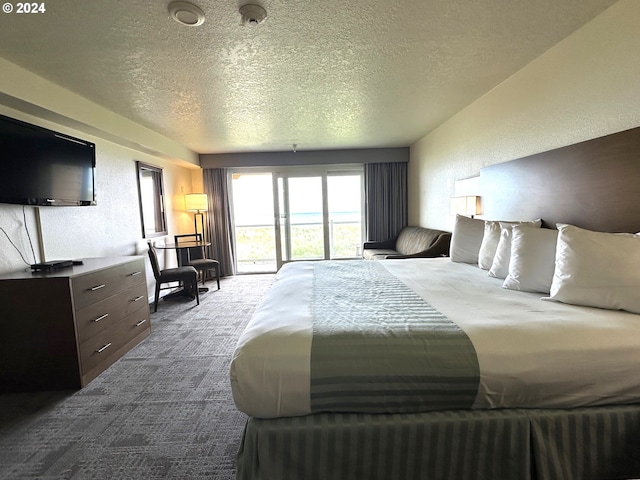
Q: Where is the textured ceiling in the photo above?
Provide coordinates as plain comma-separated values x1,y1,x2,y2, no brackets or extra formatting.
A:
0,0,618,154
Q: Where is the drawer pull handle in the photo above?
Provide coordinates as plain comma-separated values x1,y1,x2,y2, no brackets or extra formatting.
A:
96,343,112,353
132,295,145,302
135,319,147,327
94,313,109,323
90,284,106,291
128,271,142,277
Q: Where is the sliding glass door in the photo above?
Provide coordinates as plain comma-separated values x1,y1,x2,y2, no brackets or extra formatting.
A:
278,175,326,262
327,173,364,258
231,173,278,273
231,167,364,273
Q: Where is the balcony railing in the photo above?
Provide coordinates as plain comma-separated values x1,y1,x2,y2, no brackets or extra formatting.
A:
235,220,362,272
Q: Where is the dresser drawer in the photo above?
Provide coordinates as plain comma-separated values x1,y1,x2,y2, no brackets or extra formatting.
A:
76,282,149,343
79,308,150,374
72,260,146,310
122,308,151,341
79,321,129,374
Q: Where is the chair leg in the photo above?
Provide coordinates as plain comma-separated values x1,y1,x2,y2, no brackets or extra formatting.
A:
201,267,220,290
154,283,161,312
194,277,200,306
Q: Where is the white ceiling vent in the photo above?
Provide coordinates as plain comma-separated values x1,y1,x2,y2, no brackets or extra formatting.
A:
239,4,267,26
168,1,205,27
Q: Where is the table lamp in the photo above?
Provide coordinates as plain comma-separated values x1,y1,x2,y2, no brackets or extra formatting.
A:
450,195,482,218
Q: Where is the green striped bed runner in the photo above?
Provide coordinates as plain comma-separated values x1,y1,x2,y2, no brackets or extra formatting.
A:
309,260,479,414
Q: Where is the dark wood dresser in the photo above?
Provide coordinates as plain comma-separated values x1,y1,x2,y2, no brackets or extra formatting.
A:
0,256,151,392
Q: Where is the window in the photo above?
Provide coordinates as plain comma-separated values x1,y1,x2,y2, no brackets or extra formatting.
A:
136,161,167,238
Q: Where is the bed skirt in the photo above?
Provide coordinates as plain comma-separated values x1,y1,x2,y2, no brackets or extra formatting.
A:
237,405,640,480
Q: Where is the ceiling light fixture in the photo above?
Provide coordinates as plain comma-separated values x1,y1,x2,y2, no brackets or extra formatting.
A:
239,4,267,26
168,1,205,27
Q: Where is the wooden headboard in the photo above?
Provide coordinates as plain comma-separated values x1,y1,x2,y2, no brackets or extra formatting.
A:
479,126,640,233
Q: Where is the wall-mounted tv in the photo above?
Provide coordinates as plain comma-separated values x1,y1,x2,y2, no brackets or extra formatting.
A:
0,113,96,206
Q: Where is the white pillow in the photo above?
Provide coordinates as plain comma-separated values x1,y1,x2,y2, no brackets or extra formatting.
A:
478,219,542,270
488,223,513,279
503,226,558,294
450,215,485,264
545,224,640,314
478,221,503,269
488,220,543,278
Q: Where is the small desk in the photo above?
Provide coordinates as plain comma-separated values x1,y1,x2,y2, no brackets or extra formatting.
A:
156,241,214,293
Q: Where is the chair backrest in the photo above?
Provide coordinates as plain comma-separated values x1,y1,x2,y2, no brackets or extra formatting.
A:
175,233,202,243
147,242,161,279
174,233,204,263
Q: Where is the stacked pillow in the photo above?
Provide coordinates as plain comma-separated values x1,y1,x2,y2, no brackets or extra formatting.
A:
502,225,557,293
487,224,515,279
478,219,541,270
449,214,541,270
544,224,640,314
450,215,640,314
449,215,486,263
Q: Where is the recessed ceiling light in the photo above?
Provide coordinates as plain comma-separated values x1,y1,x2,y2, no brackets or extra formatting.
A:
168,1,205,27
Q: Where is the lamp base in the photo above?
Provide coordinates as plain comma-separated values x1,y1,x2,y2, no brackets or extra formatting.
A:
194,211,205,240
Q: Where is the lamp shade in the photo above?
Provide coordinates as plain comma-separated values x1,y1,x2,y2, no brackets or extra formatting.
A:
450,195,482,217
185,193,208,212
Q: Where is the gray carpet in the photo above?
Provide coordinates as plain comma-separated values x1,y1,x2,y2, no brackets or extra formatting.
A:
0,273,274,480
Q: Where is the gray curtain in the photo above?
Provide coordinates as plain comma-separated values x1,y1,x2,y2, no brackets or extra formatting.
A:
203,168,236,276
364,162,408,242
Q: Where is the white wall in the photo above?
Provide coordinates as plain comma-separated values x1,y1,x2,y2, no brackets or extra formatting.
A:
409,0,640,231
0,59,201,297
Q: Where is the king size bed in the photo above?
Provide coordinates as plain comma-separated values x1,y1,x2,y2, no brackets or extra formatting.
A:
230,127,640,480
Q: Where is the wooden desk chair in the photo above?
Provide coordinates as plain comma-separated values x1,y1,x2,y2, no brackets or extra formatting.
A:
147,242,200,312
174,233,221,290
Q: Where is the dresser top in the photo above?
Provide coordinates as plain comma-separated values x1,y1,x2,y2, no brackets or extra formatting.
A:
0,256,145,281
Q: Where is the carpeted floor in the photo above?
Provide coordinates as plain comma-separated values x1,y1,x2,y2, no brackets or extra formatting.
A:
0,273,274,480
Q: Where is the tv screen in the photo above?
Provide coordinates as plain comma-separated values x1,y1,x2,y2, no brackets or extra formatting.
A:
0,114,96,206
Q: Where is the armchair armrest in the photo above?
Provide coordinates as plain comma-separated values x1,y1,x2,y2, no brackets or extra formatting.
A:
363,238,396,250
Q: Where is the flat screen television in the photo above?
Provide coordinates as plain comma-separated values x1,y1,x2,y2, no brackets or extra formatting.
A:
0,113,96,206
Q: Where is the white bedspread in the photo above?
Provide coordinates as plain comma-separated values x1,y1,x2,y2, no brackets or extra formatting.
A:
230,258,640,418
